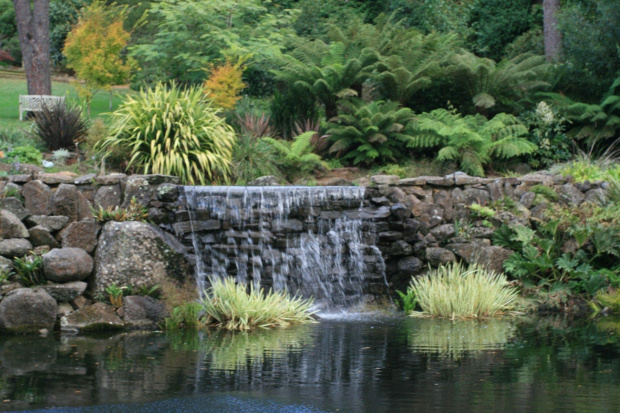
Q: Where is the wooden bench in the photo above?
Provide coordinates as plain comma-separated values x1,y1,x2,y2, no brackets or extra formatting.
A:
19,95,66,121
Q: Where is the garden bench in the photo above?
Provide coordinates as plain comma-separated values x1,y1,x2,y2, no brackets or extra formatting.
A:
18,95,66,121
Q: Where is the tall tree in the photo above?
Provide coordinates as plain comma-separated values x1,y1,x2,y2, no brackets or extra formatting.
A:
12,0,51,95
543,0,562,61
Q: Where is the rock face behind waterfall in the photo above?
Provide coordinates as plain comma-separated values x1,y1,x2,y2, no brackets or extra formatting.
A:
91,221,191,295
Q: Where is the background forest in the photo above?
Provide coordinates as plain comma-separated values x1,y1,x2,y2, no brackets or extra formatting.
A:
0,0,619,184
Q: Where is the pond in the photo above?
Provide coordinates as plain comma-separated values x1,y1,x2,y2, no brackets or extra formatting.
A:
1,316,620,412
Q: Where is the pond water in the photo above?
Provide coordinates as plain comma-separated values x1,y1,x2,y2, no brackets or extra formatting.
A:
1,316,620,413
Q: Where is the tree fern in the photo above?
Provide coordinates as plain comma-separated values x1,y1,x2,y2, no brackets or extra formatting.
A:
548,75,620,145
409,108,536,176
452,52,551,115
262,132,327,180
326,99,416,166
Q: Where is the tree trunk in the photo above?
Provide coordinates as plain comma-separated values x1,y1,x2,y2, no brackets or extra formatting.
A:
543,0,562,62
13,0,51,95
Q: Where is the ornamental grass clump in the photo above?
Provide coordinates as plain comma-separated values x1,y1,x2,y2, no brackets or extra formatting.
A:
409,262,519,319
98,82,235,184
201,277,316,331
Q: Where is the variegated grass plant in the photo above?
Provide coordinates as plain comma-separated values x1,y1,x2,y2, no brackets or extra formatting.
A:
98,82,235,184
409,262,519,319
201,277,316,330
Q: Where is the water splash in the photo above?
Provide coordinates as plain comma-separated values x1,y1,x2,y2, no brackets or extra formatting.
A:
182,186,384,309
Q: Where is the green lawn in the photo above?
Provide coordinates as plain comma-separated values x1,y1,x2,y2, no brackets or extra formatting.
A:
0,77,130,130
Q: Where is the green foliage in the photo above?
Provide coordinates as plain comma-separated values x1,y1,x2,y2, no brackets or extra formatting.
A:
99,83,235,184
559,75,620,146
164,302,204,331
105,283,126,307
409,262,519,319
469,203,495,219
231,133,281,184
327,99,416,166
51,148,71,166
396,287,418,314
452,52,551,115
467,0,534,61
31,102,88,151
129,0,295,87
530,185,558,202
557,0,620,101
0,268,11,284
4,145,43,165
13,253,45,287
273,41,379,120
556,153,620,184
374,31,458,106
263,132,327,180
595,289,620,313
92,197,149,223
49,0,85,67
499,204,620,297
410,108,536,176
522,101,573,169
200,277,316,330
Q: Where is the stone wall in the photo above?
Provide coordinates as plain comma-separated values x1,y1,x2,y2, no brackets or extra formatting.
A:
0,170,607,333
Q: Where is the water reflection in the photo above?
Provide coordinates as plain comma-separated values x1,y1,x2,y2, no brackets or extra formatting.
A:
0,318,619,412
407,319,516,359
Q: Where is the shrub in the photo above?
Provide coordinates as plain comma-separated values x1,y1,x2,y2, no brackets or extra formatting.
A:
4,145,42,165
31,102,88,151
231,133,281,184
523,101,573,169
409,262,519,318
409,108,537,176
14,253,45,287
203,58,247,110
326,99,416,166
98,83,235,184
200,277,316,330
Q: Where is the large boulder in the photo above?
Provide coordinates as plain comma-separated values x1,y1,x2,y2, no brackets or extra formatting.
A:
92,221,191,295
0,238,33,258
0,210,29,239
0,288,57,334
43,248,94,283
61,303,124,333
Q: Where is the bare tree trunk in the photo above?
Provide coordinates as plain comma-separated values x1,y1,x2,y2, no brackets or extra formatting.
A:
13,0,51,95
543,0,562,62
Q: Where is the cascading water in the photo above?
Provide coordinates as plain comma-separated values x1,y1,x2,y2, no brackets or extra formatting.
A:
182,186,386,309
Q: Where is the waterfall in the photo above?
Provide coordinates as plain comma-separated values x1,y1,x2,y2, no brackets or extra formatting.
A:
182,186,385,309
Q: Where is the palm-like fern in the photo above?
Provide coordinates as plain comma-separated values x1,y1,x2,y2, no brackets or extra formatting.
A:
409,109,536,176
262,132,328,180
326,99,416,166
556,76,620,145
374,31,458,105
452,52,551,114
273,41,379,120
